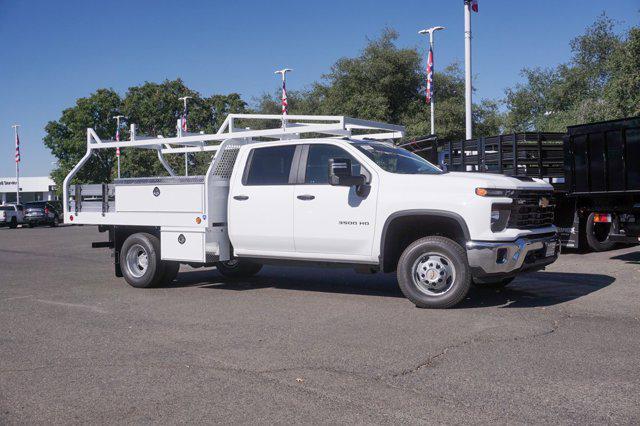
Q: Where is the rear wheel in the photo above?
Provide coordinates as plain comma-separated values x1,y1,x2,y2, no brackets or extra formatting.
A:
585,212,617,252
216,259,262,278
397,236,471,309
120,233,164,288
50,216,58,227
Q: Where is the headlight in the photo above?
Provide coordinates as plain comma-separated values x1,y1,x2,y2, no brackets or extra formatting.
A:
491,207,511,232
476,188,515,197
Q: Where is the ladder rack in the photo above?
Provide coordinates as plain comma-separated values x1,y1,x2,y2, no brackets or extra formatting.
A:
62,113,405,220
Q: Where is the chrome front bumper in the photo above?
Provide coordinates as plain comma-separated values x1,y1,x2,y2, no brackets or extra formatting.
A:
466,234,559,279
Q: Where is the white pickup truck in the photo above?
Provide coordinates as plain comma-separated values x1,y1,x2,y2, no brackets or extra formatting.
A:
0,204,25,228
64,114,558,308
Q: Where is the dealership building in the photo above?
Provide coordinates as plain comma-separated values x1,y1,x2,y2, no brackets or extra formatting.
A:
0,176,58,204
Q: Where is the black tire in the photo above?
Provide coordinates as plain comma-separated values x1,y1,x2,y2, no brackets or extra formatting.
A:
473,276,516,289
27,222,35,228
119,233,164,288
585,212,617,252
157,261,180,285
9,218,17,229
397,236,471,309
50,216,58,227
216,259,263,278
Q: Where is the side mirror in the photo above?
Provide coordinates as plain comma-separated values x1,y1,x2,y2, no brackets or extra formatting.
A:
328,157,367,188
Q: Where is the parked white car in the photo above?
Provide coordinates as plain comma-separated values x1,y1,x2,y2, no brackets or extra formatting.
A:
0,204,25,228
64,114,558,308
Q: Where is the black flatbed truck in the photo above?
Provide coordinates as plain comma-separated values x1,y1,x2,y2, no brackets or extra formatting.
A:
403,117,640,251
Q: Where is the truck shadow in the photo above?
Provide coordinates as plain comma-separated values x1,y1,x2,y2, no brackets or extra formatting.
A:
460,272,615,309
610,250,640,265
172,268,614,309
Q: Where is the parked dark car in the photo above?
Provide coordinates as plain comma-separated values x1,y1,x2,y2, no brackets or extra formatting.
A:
23,201,60,227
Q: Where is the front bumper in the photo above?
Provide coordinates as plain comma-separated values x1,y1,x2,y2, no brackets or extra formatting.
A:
466,233,559,280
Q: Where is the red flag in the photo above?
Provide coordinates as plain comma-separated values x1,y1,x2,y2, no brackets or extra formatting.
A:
426,47,434,104
15,132,20,163
471,0,478,12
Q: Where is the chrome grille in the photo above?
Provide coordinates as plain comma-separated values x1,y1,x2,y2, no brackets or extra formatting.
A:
508,190,555,229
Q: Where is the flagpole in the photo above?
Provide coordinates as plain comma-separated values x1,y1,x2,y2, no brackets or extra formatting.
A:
419,27,445,135
178,96,192,176
11,124,20,205
464,0,473,140
113,115,124,179
274,68,292,130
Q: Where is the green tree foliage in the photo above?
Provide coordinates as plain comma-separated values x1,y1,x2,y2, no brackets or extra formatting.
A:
257,30,500,141
503,15,639,132
44,80,247,191
44,89,121,189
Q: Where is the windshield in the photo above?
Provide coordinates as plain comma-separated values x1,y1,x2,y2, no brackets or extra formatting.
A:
353,142,442,175
0,206,12,211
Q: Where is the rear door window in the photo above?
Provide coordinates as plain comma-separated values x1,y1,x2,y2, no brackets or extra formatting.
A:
244,145,296,185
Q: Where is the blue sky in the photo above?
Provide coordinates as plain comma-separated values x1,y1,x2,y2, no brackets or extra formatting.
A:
0,0,638,177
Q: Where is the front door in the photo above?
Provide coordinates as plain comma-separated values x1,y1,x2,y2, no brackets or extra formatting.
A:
228,144,298,254
293,143,378,257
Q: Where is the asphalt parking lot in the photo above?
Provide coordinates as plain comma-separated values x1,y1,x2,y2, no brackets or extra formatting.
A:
1,225,639,424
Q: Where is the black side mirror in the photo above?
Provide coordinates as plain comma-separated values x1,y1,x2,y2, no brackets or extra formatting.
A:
328,158,365,187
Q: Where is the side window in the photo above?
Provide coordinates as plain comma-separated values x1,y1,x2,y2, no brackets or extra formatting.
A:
304,144,362,184
244,145,296,185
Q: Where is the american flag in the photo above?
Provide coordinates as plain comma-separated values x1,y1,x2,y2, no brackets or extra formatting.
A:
115,127,121,157
471,0,478,12
181,103,188,132
281,79,288,115
426,46,434,104
15,131,20,163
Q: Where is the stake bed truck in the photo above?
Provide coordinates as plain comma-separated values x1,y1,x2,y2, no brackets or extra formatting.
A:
64,114,558,308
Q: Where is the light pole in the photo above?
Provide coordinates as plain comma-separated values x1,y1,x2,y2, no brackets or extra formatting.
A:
11,124,20,204
464,0,473,140
418,26,445,135
113,115,125,178
274,68,292,129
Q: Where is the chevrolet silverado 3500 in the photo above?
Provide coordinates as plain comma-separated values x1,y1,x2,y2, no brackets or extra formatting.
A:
64,114,558,308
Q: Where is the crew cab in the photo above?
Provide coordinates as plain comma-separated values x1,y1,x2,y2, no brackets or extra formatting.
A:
64,114,558,308
0,204,25,228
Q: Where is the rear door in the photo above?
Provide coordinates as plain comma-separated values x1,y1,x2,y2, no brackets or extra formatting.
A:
293,143,378,257
228,144,299,254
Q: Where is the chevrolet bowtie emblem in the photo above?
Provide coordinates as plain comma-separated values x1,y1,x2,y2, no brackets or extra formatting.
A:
539,197,549,208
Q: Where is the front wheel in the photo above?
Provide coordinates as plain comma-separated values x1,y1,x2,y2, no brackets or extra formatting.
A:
216,259,262,279
397,236,471,309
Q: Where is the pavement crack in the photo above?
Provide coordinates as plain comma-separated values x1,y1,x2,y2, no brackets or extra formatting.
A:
392,312,570,378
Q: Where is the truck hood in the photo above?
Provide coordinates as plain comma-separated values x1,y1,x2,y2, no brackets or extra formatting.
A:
438,172,553,191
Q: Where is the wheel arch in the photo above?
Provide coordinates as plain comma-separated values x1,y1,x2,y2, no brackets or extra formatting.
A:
379,210,470,273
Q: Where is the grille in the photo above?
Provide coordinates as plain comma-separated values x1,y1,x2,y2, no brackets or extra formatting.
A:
507,190,555,229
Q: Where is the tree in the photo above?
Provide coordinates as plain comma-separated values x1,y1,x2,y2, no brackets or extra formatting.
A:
44,89,121,191
44,80,248,191
257,30,500,141
502,15,639,132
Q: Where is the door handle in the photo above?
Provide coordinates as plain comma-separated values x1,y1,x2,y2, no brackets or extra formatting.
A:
233,195,249,201
297,195,315,201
